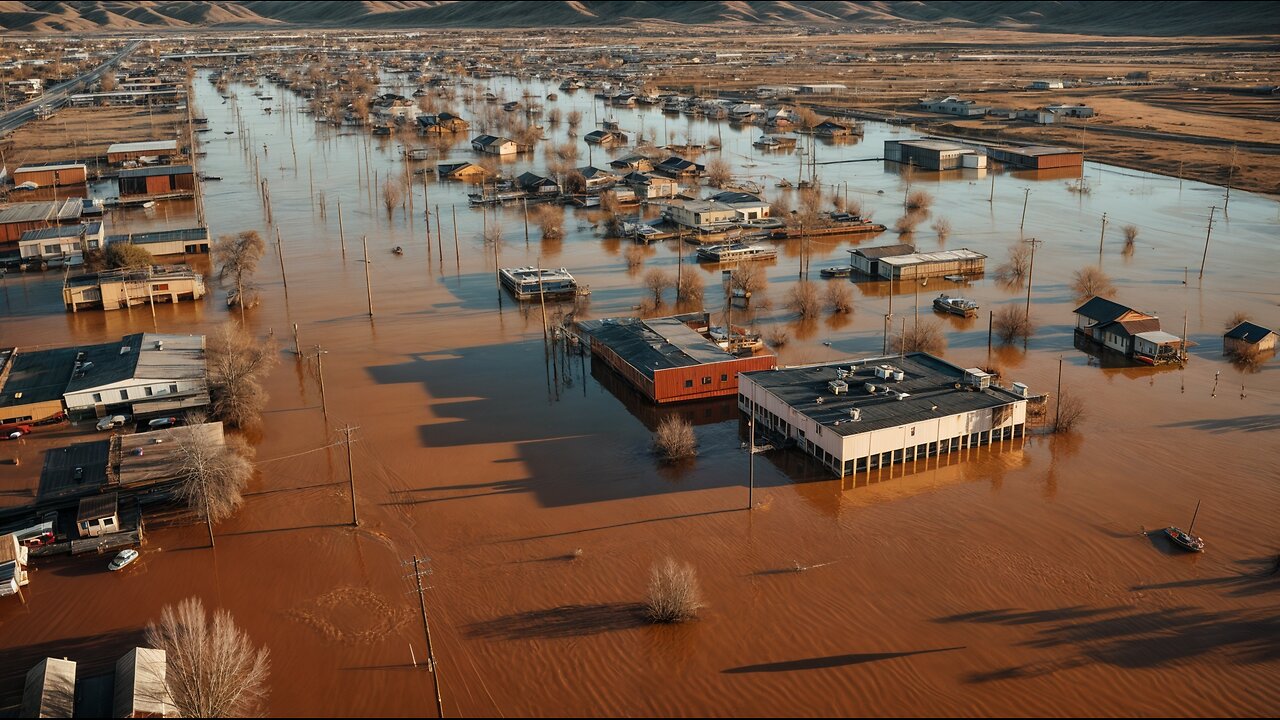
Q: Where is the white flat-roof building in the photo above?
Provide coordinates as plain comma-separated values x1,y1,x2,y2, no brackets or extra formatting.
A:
739,353,1030,477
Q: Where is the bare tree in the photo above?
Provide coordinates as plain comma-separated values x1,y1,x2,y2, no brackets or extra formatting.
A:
212,231,267,316
146,597,271,718
1054,391,1086,432
206,322,279,430
1071,265,1116,302
824,281,854,314
546,108,562,125
932,217,952,243
566,109,582,129
765,326,789,347
645,558,703,623
705,157,732,188
994,243,1031,284
894,210,927,236
893,319,946,354
730,264,766,298
100,71,117,92
905,190,933,211
483,218,504,245
174,425,254,539
1224,311,1251,330
644,268,674,304
787,281,821,318
535,205,563,239
381,178,403,218
1123,224,1139,255
677,272,704,305
624,244,646,270
770,192,793,220
993,305,1035,344
793,106,820,130
653,416,697,461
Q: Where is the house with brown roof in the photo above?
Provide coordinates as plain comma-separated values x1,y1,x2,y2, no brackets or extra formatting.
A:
1073,296,1190,362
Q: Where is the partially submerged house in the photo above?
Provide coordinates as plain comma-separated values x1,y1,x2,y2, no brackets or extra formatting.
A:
471,134,517,156
13,162,88,188
0,532,30,597
623,171,679,199
573,166,620,192
63,265,206,312
114,647,174,718
436,162,493,181
655,156,704,181
1224,321,1277,356
105,227,210,256
584,129,628,146
61,333,208,418
1073,296,1191,364
76,492,119,538
18,222,105,263
106,140,180,165
848,244,984,280
813,119,860,137
515,172,560,196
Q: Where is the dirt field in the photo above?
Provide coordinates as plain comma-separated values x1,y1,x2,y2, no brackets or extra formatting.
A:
0,105,186,169
653,29,1280,195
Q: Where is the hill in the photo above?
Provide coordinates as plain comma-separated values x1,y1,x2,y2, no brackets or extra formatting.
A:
0,1,1274,36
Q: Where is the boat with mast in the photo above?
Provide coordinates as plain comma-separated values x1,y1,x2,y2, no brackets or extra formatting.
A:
1164,500,1205,553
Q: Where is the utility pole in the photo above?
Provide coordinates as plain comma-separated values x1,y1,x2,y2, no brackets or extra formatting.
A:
342,425,359,526
1097,212,1107,266
276,228,289,296
314,346,328,419
362,235,373,317
1199,206,1216,280
406,555,445,718
747,386,756,510
1019,188,1030,231
989,170,995,203
1054,357,1063,431
1224,145,1236,211
1024,237,1042,321
337,198,346,258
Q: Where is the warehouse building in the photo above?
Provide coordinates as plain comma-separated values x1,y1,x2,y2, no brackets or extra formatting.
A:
13,161,88,188
18,222,104,263
579,314,776,404
850,245,986,280
986,143,1083,170
106,227,210,256
63,265,206,312
739,353,1031,477
116,165,196,201
105,139,180,165
884,139,985,170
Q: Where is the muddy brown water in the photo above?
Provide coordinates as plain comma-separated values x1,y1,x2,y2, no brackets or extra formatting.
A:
0,73,1276,716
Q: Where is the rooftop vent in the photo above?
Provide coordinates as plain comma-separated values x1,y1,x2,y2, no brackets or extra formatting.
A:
1011,382,1030,398
849,407,862,421
154,340,164,350
120,346,132,354
828,379,849,395
865,382,877,394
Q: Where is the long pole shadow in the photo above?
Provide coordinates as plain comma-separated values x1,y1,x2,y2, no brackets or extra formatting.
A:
723,646,966,674
496,507,741,544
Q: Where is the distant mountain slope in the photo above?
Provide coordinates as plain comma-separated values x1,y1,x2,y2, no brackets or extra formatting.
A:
1,1,1274,36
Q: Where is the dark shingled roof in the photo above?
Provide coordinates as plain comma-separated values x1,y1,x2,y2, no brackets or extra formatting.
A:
742,353,1026,438
1073,296,1135,324
579,315,753,380
0,346,78,410
63,334,144,394
1225,321,1276,343
849,243,916,260
77,492,118,523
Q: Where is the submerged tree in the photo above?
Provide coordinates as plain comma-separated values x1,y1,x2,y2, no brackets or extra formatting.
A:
206,322,278,430
653,417,697,462
212,230,267,319
174,425,254,545
993,305,1035,344
103,242,156,270
146,597,271,718
645,558,704,623
1071,265,1116,302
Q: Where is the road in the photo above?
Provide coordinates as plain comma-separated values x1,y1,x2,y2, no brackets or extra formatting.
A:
0,39,142,138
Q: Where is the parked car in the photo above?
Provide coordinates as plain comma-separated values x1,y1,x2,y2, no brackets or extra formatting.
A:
1,424,30,440
96,415,128,431
108,548,139,571
147,417,178,429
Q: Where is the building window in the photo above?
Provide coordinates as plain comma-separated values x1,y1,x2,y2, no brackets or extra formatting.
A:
92,392,102,403
684,379,694,389
720,374,728,382
153,283,169,291
701,376,712,385
120,389,129,400
145,387,154,396
103,518,114,526
169,384,178,393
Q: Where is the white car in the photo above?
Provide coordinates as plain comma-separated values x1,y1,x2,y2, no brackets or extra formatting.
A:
96,415,128,431
108,548,139,571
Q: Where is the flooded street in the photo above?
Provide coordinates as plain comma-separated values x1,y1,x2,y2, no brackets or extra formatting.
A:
1,71,1277,716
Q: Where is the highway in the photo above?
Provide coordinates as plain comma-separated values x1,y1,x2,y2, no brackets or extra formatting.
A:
0,39,143,138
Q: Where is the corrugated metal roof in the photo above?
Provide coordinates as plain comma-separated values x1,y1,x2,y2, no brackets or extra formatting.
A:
879,248,987,266
20,222,102,242
15,162,86,173
849,243,916,260
77,491,118,522
0,201,57,224
117,164,193,178
580,315,749,379
106,227,208,245
106,140,178,155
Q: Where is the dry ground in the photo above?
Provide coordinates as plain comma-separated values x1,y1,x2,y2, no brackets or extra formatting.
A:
1,105,186,169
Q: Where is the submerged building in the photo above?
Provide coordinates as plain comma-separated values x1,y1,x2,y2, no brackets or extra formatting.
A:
739,353,1031,477
580,314,775,404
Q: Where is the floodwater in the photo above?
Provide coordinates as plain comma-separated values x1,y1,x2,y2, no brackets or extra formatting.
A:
0,70,1277,717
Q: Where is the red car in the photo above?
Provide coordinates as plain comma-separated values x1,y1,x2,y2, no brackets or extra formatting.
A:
1,424,32,440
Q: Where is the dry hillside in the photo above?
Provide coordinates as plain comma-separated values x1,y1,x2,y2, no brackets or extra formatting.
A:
0,1,1275,35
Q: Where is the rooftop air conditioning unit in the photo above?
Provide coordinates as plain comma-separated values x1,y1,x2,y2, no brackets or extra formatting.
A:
892,369,905,382
865,382,877,394
828,379,849,395
155,340,164,350
850,408,862,421
1011,382,1030,398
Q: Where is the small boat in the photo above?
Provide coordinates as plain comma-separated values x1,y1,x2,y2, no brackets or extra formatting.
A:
820,266,852,278
708,326,764,352
942,274,969,283
933,294,979,317
1165,501,1205,553
198,173,222,181
223,130,234,135
141,201,157,209
392,246,404,255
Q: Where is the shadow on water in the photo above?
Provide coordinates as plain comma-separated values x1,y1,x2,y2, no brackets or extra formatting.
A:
1131,556,1280,598
935,603,1280,682
722,646,966,674
466,602,649,640
0,628,145,709
1160,414,1280,434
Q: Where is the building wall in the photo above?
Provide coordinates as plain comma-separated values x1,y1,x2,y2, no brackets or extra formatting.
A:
653,355,775,403
1225,334,1275,354
880,257,986,280
0,398,64,425
65,378,204,414
13,166,87,187
64,277,205,312
0,220,49,245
